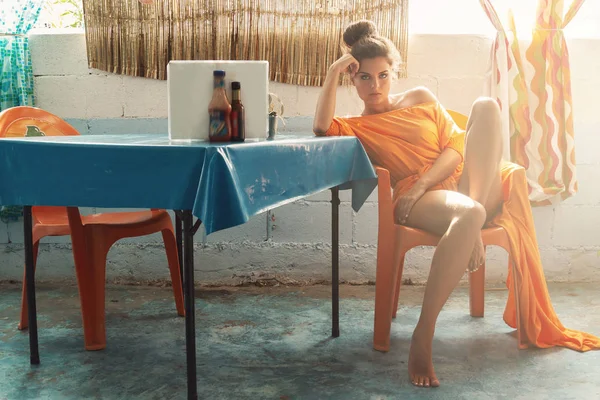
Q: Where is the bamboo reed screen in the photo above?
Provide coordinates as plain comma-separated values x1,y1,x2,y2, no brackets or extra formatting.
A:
82,0,408,86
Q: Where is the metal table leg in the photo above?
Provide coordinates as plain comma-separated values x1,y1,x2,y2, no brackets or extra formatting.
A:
182,210,199,400
331,188,340,338
24,206,40,364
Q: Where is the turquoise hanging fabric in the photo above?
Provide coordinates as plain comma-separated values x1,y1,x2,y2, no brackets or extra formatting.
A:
0,0,44,111
0,0,44,221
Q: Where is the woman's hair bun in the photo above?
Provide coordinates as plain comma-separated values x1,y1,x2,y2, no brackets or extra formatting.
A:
343,20,378,47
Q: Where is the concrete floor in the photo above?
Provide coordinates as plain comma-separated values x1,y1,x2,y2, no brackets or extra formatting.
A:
1,281,599,400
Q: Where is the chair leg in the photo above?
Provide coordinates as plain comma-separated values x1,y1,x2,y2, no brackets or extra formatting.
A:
18,241,40,330
73,235,109,351
391,252,406,319
469,256,485,318
162,229,185,317
373,242,400,352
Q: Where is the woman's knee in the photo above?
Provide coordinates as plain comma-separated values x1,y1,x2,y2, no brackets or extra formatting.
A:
456,200,487,229
467,97,503,150
471,97,501,117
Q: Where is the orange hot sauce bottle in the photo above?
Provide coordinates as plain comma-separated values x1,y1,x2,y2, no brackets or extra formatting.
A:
208,70,232,142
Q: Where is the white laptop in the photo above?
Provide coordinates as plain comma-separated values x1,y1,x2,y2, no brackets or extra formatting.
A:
167,60,269,141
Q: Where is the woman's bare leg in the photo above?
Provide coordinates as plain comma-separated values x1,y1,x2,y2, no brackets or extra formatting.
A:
403,191,486,387
405,97,504,387
458,98,504,271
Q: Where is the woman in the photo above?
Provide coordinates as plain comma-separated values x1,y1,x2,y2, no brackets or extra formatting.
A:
314,20,600,388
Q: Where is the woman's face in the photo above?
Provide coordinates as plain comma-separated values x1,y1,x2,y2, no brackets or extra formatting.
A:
351,56,393,107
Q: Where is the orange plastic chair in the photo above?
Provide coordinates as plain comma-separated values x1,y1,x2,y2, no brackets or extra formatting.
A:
372,110,514,352
0,106,184,350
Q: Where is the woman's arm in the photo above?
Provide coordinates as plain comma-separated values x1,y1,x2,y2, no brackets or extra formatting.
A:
313,54,359,136
415,147,462,192
396,148,462,224
404,86,463,191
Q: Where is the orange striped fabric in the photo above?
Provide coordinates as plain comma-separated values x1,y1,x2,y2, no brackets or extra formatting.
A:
480,0,584,205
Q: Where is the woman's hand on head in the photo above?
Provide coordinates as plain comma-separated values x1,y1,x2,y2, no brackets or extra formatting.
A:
331,54,359,77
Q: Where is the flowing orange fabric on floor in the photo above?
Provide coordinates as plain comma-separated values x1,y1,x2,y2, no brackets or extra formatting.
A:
324,101,600,351
493,162,600,351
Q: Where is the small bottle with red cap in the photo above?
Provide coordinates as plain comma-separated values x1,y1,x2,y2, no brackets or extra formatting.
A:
230,81,245,142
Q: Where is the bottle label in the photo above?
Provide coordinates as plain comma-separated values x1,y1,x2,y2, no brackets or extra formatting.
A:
231,110,239,139
209,110,228,138
214,78,225,89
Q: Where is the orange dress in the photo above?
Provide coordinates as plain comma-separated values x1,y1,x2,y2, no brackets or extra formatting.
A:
325,101,600,352
325,101,465,205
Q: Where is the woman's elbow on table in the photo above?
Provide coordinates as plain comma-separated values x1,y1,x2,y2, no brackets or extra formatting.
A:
313,122,329,137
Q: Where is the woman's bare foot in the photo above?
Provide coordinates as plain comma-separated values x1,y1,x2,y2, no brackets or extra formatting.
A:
468,236,485,273
408,327,439,387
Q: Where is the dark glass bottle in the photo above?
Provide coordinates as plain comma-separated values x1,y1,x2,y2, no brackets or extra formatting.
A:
230,81,245,142
208,70,232,142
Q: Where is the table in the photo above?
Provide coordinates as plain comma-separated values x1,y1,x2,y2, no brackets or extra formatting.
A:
0,133,377,399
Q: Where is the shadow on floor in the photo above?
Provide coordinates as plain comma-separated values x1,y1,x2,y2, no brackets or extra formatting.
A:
1,282,599,400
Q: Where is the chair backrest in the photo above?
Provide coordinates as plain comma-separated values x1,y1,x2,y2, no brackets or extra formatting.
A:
0,107,80,225
0,106,80,138
446,110,468,131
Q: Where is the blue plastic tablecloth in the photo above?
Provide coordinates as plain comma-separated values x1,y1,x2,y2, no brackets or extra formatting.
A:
0,134,377,234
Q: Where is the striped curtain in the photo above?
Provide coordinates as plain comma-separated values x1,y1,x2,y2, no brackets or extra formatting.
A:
480,0,585,205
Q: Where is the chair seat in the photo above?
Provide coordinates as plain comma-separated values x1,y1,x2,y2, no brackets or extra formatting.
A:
31,206,70,226
395,224,508,247
481,226,509,244
32,208,171,230
81,210,169,227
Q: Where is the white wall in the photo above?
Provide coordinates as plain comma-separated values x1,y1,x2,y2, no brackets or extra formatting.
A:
1,30,599,285
27,31,491,121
